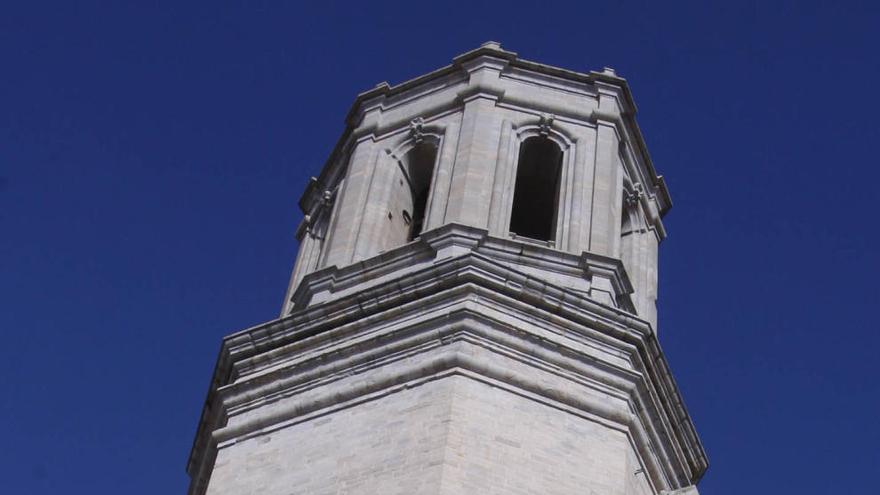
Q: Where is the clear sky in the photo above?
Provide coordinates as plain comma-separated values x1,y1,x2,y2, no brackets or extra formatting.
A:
2,1,878,493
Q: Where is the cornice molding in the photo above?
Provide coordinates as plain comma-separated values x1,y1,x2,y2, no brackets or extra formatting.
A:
188,276,706,495
187,225,706,495
290,224,637,314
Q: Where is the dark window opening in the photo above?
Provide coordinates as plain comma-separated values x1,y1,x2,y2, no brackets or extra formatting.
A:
509,137,563,242
405,143,437,241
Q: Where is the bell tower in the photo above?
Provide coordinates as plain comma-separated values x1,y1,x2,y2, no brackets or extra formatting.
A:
188,42,707,495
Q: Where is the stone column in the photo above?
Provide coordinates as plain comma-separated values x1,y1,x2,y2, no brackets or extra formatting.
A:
589,120,620,257
564,130,592,254
486,119,514,237
444,94,503,229
321,138,378,267
424,118,462,232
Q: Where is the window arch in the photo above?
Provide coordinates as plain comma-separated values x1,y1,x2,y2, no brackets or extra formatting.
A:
401,142,437,241
509,136,563,242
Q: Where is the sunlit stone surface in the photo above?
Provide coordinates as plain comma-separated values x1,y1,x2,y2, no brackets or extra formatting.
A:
187,42,707,495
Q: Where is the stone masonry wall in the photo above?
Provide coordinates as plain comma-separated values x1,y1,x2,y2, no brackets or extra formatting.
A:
205,375,654,495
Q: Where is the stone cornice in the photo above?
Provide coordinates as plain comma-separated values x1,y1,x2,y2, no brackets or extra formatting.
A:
290,224,636,313
189,294,705,495
187,226,707,494
270,251,650,356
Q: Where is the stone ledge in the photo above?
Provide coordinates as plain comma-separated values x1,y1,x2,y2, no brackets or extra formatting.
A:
290,224,636,315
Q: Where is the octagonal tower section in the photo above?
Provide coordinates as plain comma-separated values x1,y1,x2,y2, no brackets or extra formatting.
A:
283,42,671,330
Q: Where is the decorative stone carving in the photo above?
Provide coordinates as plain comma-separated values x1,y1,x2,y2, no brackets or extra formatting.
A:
539,113,555,137
409,117,425,144
625,182,644,208
321,188,335,207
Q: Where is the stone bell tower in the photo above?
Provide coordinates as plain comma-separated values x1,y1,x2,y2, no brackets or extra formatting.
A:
187,42,708,495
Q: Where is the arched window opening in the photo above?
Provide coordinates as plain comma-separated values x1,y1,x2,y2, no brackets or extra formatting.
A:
509,136,563,242
402,142,437,241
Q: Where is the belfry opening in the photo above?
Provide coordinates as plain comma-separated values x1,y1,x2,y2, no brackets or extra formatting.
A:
403,142,437,241
509,136,562,242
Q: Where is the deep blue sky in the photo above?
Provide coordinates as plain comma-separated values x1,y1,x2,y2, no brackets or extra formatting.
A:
2,1,878,493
